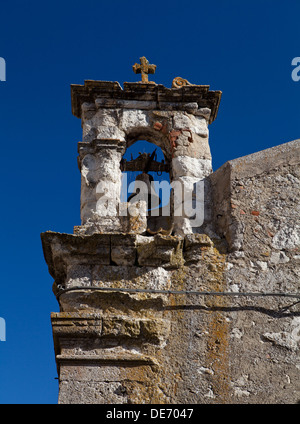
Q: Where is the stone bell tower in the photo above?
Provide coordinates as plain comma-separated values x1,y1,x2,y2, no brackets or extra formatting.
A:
41,57,225,403
71,58,221,237
42,57,300,404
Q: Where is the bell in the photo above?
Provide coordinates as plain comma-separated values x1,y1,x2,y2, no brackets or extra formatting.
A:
128,172,161,211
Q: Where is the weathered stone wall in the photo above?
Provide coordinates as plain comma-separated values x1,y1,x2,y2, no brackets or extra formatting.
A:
43,231,231,404
206,139,300,403
41,77,299,404
42,140,300,404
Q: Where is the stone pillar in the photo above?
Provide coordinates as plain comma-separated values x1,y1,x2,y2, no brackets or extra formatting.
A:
78,139,126,232
41,79,223,404
169,109,213,236
41,231,183,404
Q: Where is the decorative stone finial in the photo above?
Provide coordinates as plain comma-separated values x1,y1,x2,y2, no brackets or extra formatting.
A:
132,56,157,84
172,77,193,88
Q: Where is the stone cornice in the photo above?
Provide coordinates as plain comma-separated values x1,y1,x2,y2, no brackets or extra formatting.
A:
71,81,222,124
40,231,185,288
41,231,216,292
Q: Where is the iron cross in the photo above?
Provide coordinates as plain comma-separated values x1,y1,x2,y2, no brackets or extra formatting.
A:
132,56,157,83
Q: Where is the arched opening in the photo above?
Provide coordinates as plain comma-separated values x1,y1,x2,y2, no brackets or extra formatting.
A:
120,140,173,235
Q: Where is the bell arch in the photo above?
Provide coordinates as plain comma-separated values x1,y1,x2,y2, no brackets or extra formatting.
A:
125,126,172,162
72,79,220,236
120,137,173,235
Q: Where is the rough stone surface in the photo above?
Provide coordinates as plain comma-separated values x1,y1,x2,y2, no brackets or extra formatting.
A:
172,156,212,179
42,78,300,404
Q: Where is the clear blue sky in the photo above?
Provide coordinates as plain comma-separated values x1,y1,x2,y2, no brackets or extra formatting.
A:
0,0,299,404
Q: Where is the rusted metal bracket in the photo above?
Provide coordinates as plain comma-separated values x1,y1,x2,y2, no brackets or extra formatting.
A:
120,152,169,173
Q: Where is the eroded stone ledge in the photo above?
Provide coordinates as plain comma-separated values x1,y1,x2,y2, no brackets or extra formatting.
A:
41,231,219,286
71,80,221,124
